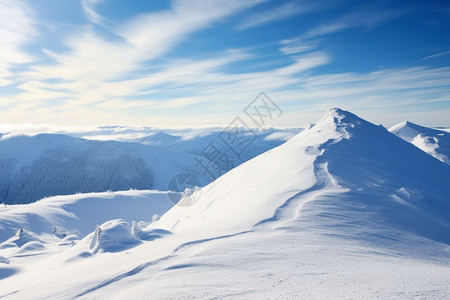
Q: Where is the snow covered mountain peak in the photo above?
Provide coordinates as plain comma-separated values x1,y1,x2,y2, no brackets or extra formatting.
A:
322,107,361,121
312,108,369,132
155,108,450,245
298,107,376,144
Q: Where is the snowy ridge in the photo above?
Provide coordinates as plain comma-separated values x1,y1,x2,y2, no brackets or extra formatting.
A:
156,108,450,243
0,109,449,298
390,121,450,164
153,108,346,234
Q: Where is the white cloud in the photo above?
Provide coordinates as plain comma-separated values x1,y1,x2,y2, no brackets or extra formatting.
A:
14,0,267,108
423,50,450,60
4,62,450,127
278,9,403,59
2,0,291,125
275,66,450,114
81,0,109,27
0,0,35,86
116,0,267,57
1,1,449,128
237,2,309,30
280,43,317,55
304,10,403,39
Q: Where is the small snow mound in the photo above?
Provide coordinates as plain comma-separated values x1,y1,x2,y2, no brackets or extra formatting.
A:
0,229,42,249
131,220,171,241
53,226,81,239
89,219,141,254
58,234,81,246
14,229,42,246
15,241,46,254
62,234,81,242
136,228,172,241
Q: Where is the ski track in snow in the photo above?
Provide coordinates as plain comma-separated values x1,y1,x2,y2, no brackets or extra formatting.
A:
76,230,254,298
75,254,176,298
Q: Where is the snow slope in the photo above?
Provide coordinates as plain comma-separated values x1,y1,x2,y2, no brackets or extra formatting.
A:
390,121,450,164
0,190,174,243
0,129,297,204
0,109,449,298
151,108,450,248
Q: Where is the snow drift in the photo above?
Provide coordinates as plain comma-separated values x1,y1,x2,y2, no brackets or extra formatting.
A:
390,121,450,164
0,190,174,242
89,219,141,254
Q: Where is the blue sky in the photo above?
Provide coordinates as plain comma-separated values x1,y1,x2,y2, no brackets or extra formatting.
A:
0,0,449,127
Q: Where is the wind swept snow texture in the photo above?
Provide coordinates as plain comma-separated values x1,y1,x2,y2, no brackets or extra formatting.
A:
0,190,174,242
390,121,450,164
1,109,449,299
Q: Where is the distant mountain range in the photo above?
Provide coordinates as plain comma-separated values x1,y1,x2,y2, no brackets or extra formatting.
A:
0,128,300,204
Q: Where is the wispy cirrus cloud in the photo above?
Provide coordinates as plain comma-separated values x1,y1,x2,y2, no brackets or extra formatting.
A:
13,0,267,110
275,65,450,117
236,2,310,30
0,0,35,86
279,8,404,55
3,44,450,127
1,1,449,128
279,38,319,55
304,10,403,39
81,0,109,27
423,50,450,60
